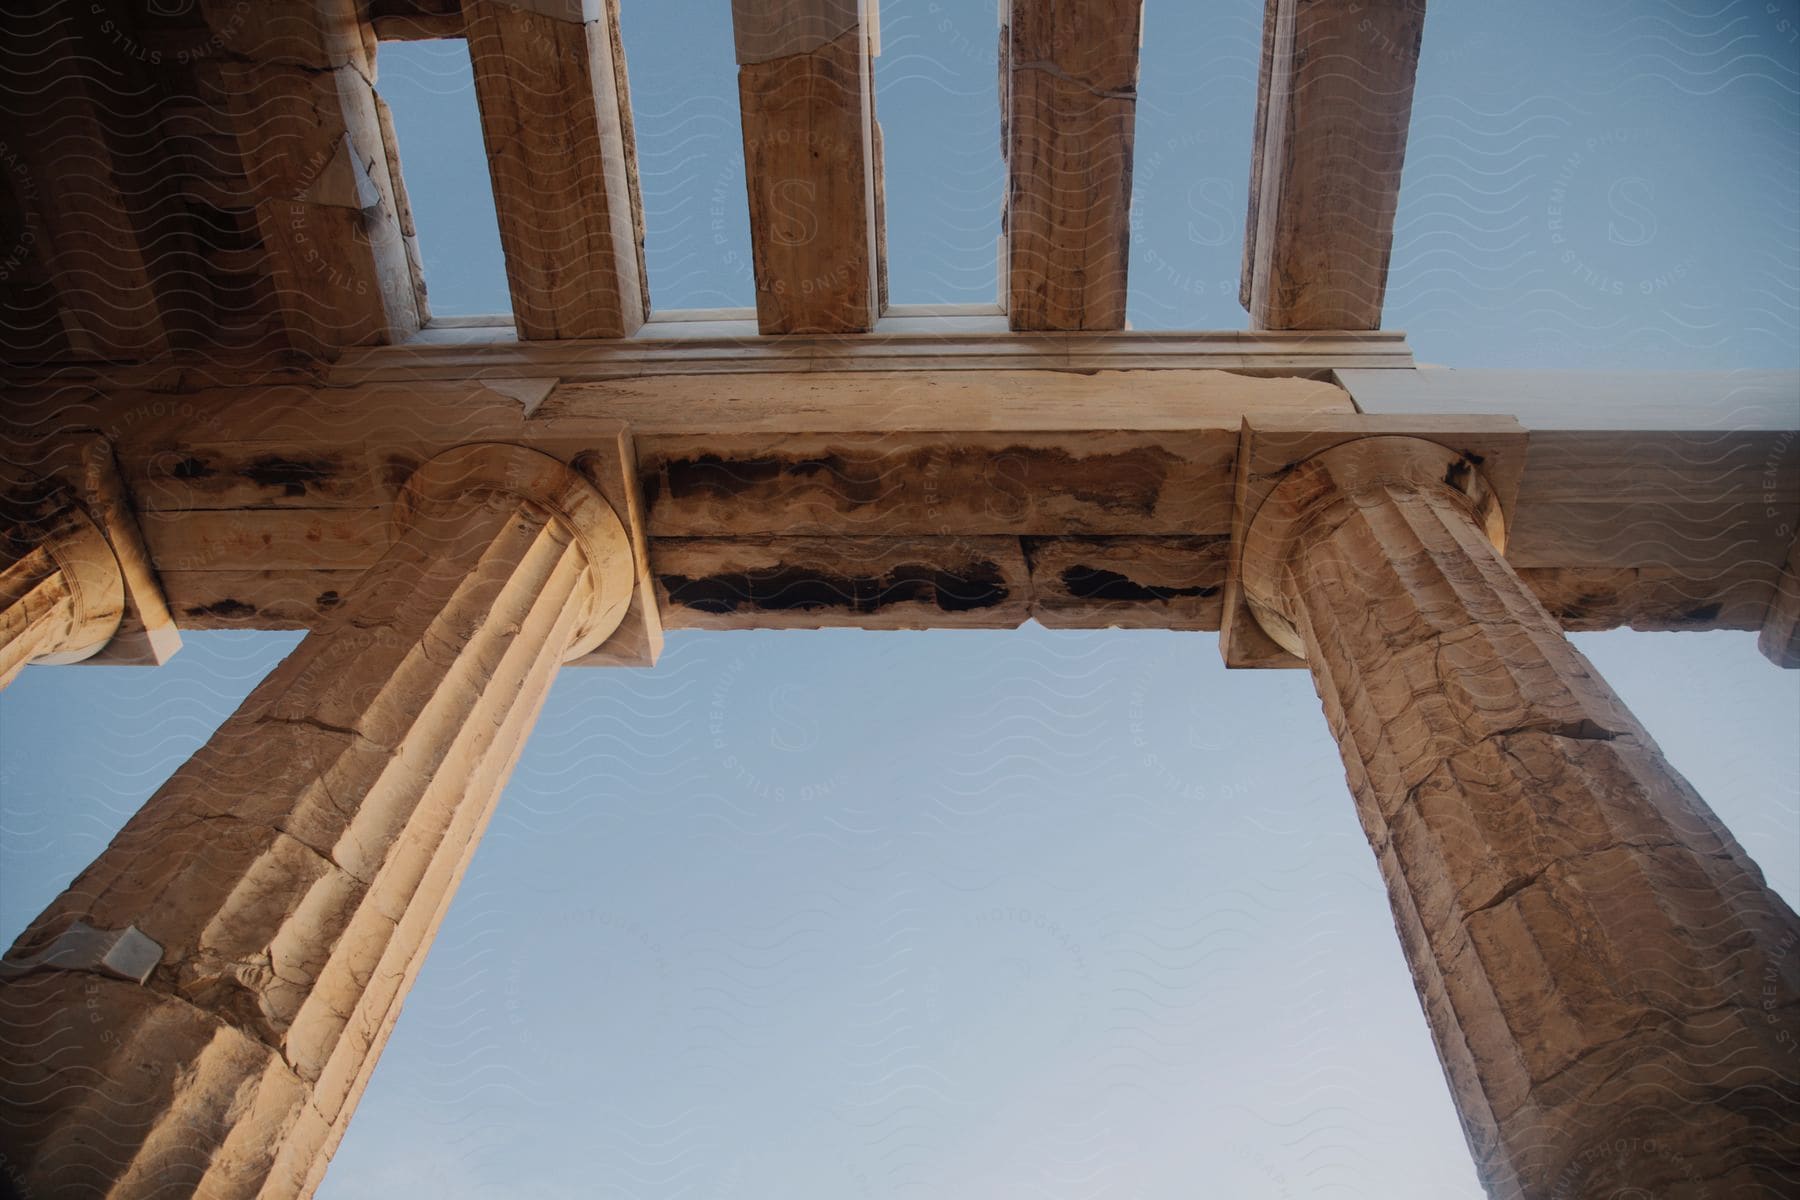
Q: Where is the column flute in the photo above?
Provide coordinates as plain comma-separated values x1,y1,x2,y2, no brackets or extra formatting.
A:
0,444,633,1200
1239,435,1800,1199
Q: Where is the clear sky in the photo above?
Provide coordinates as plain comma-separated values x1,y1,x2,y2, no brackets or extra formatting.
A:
2,2,1798,1198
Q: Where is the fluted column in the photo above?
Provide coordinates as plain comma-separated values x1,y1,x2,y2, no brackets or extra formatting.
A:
0,444,633,1199
1241,436,1800,1199
0,491,124,689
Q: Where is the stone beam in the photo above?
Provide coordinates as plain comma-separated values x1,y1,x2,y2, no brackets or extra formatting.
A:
6,367,1795,648
649,534,1225,630
1002,0,1143,331
463,0,649,340
0,2,178,361
1237,435,1800,1197
196,0,425,354
369,0,464,41
732,0,884,334
0,444,633,1197
1242,0,1426,330
6,325,1416,391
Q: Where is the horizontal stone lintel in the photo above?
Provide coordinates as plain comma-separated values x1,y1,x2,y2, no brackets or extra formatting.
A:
155,537,1784,656
6,367,1795,661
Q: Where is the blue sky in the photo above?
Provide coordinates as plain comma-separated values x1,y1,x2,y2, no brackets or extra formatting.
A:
3,2,1798,1197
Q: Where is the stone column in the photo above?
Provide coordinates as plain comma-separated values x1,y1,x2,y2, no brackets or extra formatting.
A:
1240,436,1800,1199
0,444,633,1200
0,490,124,689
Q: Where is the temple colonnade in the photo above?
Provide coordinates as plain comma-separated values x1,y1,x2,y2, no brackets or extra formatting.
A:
0,436,1795,1199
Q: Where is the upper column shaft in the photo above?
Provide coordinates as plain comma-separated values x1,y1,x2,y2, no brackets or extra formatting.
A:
0,445,630,1200
1243,437,1800,1198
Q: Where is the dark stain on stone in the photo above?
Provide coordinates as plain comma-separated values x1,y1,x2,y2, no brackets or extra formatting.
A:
1684,602,1722,623
661,561,1010,615
1496,717,1620,743
185,598,257,619
384,455,421,491
1059,567,1218,603
662,454,784,500
651,446,1178,518
172,456,214,480
1443,457,1476,493
241,456,338,499
1552,591,1610,620
316,590,341,609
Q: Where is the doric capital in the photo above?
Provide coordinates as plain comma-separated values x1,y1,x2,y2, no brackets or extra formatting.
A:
395,443,635,659
0,488,126,682
1239,435,1508,659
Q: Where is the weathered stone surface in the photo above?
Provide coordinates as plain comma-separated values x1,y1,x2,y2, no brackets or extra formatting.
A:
1003,0,1143,330
0,445,631,1198
1241,437,1800,1199
0,489,124,689
2,435,180,667
733,2,880,334
1243,0,1426,330
464,0,647,340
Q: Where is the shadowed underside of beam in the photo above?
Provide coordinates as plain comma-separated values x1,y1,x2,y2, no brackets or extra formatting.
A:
0,4,175,362
197,0,426,354
1,0,435,367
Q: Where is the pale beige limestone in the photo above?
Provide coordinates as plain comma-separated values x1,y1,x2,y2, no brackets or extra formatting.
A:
1241,437,1800,1199
0,444,630,1199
